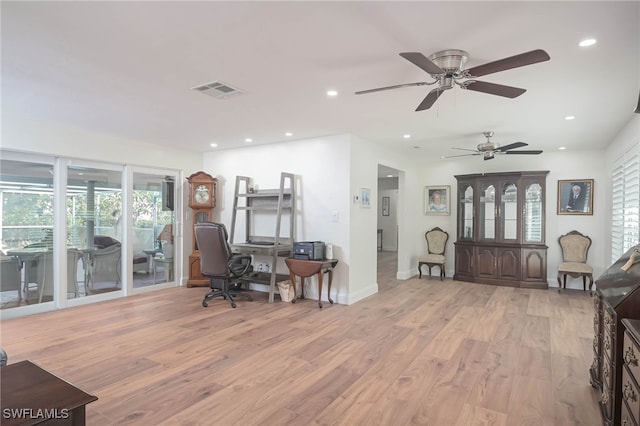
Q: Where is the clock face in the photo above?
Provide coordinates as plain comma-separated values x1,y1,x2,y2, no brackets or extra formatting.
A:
194,184,210,204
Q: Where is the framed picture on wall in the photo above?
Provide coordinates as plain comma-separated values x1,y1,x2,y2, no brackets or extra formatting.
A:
557,179,594,215
382,196,390,216
425,185,450,215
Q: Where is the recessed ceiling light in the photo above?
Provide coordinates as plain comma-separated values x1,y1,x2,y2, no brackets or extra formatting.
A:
245,138,253,143
386,174,393,178
403,134,411,139
210,143,218,147
565,115,575,120
327,90,338,97
285,132,293,137
579,38,597,47
559,146,567,150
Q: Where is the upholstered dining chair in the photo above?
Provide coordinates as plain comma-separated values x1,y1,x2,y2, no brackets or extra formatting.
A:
0,256,22,304
194,222,254,308
31,249,83,303
557,230,593,292
87,244,121,294
418,227,449,280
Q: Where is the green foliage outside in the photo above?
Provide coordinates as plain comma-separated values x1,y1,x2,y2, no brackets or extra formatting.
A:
2,190,172,250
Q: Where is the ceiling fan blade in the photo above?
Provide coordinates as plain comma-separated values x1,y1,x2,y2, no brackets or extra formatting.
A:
495,142,528,152
416,88,445,111
400,52,444,75
504,150,543,155
452,147,480,152
464,81,526,98
441,153,481,159
465,49,550,77
355,82,429,95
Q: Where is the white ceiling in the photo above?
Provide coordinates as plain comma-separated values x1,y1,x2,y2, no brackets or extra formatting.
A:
2,1,639,162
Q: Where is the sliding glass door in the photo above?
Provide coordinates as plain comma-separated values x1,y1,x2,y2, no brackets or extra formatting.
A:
67,163,123,298
0,151,181,316
132,170,177,290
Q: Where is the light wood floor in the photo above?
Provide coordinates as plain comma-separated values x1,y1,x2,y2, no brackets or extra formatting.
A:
1,252,601,425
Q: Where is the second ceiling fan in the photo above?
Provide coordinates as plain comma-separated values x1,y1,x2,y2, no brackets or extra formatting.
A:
444,131,543,161
355,49,550,111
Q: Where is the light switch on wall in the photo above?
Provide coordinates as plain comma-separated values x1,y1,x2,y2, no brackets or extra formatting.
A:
331,210,339,222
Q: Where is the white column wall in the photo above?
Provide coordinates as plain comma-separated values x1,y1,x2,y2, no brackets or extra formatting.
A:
349,136,422,298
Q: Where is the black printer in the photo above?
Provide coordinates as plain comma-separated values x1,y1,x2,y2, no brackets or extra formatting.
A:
293,241,325,260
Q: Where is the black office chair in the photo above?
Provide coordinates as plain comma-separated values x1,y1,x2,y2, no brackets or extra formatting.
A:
194,222,254,308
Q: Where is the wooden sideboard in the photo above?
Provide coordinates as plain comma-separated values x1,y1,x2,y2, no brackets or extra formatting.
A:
621,319,640,426
1,360,98,426
590,246,640,426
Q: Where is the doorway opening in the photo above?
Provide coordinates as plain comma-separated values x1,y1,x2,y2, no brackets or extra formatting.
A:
377,164,400,291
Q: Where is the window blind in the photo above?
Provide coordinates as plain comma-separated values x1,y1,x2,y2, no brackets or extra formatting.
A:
611,145,640,263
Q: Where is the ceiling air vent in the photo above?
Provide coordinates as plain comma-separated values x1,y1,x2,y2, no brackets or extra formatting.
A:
192,81,243,99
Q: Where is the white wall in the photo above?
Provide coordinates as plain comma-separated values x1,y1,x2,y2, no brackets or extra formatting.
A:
202,135,353,304
418,149,608,289
1,116,201,171
201,134,425,305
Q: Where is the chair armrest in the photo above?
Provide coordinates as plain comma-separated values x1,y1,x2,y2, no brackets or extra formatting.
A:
229,254,253,277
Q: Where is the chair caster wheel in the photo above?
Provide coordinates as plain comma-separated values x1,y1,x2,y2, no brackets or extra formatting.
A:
231,303,237,308
202,301,208,307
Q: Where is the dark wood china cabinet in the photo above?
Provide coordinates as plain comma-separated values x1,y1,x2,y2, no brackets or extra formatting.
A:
454,171,549,289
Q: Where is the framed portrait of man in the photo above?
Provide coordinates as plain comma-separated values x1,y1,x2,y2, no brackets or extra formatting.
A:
557,179,594,215
425,185,450,215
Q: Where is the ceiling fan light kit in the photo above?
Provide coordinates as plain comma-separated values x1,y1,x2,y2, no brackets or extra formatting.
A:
356,49,550,111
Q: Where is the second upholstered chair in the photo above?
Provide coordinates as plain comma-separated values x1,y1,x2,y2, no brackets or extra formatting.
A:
557,230,593,291
418,227,449,281
194,222,254,308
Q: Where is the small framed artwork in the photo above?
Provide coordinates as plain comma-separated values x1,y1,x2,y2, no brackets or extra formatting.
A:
382,196,390,216
360,188,371,208
425,185,450,215
557,179,594,215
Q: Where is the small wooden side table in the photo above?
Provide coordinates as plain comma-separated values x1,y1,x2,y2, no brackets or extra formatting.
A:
1,360,98,426
284,258,338,308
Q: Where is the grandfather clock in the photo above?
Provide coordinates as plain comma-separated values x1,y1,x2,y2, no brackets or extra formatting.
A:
186,171,217,287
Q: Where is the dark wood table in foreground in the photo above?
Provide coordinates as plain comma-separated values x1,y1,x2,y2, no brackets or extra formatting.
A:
285,258,338,308
1,360,98,426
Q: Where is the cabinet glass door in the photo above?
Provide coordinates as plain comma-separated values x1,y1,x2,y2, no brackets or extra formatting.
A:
501,182,518,241
525,182,543,243
459,185,474,239
479,184,496,239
